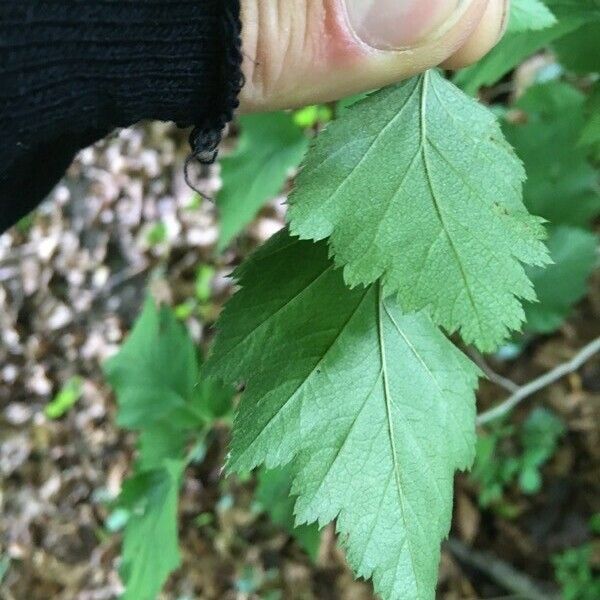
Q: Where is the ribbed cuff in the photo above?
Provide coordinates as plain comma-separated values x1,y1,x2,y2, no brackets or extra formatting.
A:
0,0,245,230
189,0,245,165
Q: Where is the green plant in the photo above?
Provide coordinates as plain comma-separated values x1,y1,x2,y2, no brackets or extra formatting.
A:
205,4,600,598
45,376,84,419
472,408,565,508
502,80,599,334
216,112,309,250
553,544,600,600
104,300,322,599
255,466,321,562
102,2,600,598
145,221,168,246
104,299,234,600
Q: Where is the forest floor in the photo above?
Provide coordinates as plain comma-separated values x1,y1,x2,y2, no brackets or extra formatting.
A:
0,124,598,600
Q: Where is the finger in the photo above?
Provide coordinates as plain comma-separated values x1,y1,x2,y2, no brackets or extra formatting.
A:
239,0,491,112
443,0,509,69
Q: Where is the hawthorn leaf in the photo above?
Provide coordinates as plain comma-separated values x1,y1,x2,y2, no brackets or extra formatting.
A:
207,230,480,600
524,226,598,334
119,461,184,600
509,0,557,33
503,82,600,227
217,112,308,250
288,71,549,351
104,299,199,429
455,0,600,94
256,466,321,561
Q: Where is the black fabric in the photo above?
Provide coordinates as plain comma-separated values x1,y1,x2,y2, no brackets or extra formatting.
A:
0,0,243,232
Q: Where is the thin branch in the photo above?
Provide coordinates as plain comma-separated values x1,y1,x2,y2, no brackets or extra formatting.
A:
467,348,519,394
446,538,559,600
477,337,600,426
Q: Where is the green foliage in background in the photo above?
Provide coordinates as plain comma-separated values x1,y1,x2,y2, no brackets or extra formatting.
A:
104,300,234,600
472,408,565,509
553,543,600,600
45,376,83,419
524,226,597,333
509,0,557,33
256,466,321,562
554,21,600,74
206,231,481,600
101,1,599,598
104,300,321,599
503,82,600,228
503,81,599,334
217,112,308,250
455,0,600,94
581,83,600,163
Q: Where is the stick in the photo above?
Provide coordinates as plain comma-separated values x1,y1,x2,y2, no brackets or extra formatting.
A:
468,349,519,394
477,337,600,426
446,538,559,600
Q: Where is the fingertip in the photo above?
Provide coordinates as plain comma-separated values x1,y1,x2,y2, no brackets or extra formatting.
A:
442,0,509,70
239,0,501,112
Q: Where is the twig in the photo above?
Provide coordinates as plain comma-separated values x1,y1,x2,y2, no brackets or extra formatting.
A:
468,349,520,394
446,538,559,600
99,262,150,298
477,337,600,426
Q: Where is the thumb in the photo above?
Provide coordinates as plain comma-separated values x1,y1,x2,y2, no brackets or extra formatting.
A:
239,0,507,112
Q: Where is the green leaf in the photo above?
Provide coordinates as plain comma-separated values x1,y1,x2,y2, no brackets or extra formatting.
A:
509,0,557,33
293,105,333,128
518,408,565,494
455,0,600,94
207,230,480,600
581,82,600,163
524,226,598,334
553,22,600,73
503,82,600,228
45,376,83,419
137,423,189,471
256,466,321,561
553,544,600,600
104,299,199,429
545,0,600,20
119,461,184,600
192,368,235,422
105,299,233,599
289,71,549,351
217,112,309,250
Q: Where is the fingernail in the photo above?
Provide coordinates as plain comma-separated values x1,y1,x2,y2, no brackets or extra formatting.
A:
498,0,510,41
344,0,464,50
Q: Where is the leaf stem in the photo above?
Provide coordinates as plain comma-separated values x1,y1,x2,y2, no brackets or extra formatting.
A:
476,336,600,426
467,348,520,394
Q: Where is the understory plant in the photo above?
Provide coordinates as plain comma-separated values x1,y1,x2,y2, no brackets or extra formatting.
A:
104,1,600,598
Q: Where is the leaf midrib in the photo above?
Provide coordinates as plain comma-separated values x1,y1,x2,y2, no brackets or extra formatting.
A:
419,72,483,339
376,284,421,598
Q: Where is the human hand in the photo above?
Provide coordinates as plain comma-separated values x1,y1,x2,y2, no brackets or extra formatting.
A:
239,0,508,112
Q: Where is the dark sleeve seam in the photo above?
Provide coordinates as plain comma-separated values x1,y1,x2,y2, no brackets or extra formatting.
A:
188,0,244,166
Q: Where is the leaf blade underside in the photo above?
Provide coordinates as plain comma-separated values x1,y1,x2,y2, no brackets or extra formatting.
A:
207,231,481,599
288,71,549,352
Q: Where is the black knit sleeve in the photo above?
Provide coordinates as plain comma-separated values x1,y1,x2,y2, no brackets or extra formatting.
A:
0,0,243,232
